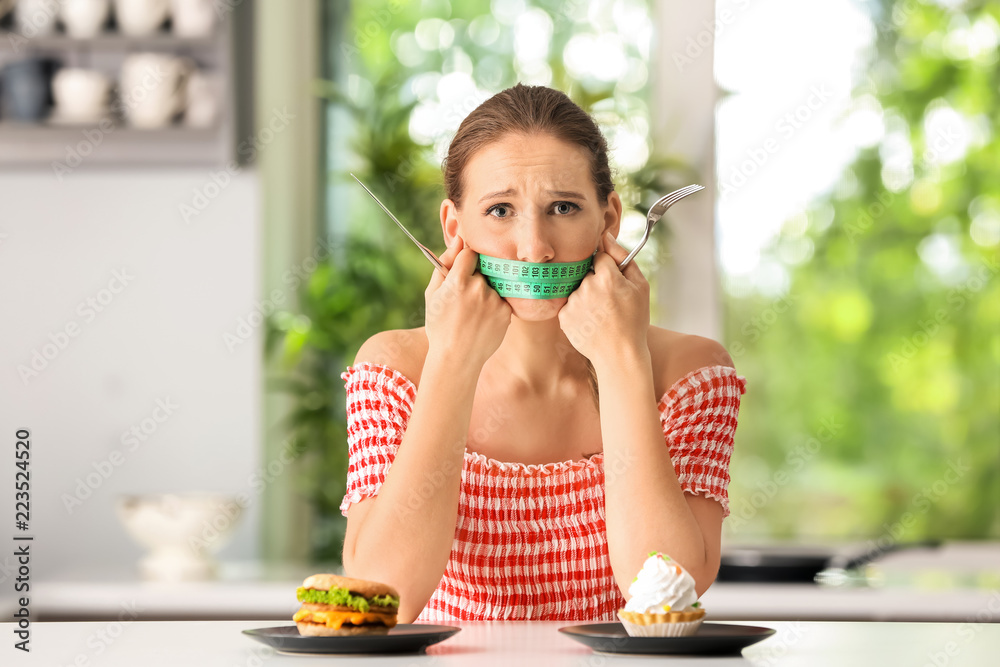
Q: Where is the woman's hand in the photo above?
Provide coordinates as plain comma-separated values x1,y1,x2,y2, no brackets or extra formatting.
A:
557,231,650,367
424,234,512,369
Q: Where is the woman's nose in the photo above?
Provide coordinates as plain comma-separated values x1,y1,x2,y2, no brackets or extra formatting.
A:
516,219,555,263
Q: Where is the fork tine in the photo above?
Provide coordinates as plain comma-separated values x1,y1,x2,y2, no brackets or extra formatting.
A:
649,184,704,217
662,184,704,204
652,186,699,209
618,184,705,271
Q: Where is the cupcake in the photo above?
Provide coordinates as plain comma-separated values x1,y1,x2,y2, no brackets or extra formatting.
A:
617,552,706,637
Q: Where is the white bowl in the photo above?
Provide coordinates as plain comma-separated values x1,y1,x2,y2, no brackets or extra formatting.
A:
116,493,243,581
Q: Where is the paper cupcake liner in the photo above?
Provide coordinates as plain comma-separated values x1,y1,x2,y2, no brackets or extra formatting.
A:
617,608,706,637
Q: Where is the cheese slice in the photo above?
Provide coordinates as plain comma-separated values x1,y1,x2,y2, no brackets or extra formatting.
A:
293,608,397,630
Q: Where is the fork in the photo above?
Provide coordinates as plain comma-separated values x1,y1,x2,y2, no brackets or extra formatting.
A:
617,184,705,271
350,173,450,276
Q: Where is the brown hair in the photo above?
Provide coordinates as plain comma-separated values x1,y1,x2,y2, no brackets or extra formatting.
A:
442,83,615,409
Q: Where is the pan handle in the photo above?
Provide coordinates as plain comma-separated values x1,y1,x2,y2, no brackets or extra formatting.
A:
834,538,942,572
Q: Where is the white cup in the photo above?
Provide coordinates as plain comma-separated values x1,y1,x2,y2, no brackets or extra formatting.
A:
119,53,194,127
60,0,110,38
16,0,61,36
183,69,220,127
52,67,110,122
169,0,216,38
113,0,169,36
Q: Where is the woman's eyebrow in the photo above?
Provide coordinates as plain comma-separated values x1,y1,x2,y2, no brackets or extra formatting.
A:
478,188,515,203
477,188,586,203
548,190,586,200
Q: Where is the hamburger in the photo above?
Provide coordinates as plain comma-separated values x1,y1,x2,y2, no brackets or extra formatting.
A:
292,574,400,636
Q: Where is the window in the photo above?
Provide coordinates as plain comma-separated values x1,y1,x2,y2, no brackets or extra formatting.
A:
716,0,999,542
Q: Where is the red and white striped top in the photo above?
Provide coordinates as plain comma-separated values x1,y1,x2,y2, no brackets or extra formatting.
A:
339,361,747,622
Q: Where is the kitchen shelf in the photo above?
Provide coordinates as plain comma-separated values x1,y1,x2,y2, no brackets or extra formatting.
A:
0,3,253,167
0,120,219,135
0,121,224,166
0,30,217,50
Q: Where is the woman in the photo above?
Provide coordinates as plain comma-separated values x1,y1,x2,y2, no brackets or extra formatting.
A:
339,84,746,623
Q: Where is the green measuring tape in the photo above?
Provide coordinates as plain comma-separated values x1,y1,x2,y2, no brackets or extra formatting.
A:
477,254,594,299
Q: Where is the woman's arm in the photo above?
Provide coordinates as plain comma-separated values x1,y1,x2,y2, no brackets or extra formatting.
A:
595,336,733,599
342,337,482,623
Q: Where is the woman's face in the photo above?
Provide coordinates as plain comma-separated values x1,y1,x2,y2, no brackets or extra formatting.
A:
440,132,622,321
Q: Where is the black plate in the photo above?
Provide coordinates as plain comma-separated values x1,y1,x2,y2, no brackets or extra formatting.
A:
559,622,776,655
242,624,461,655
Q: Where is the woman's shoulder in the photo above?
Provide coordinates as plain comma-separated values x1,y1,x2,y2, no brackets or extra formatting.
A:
351,327,429,390
647,325,737,401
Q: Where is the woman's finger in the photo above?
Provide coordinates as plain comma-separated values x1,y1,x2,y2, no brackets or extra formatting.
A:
600,231,646,283
447,246,481,283
427,236,457,292
601,231,628,264
439,234,464,269
590,250,619,276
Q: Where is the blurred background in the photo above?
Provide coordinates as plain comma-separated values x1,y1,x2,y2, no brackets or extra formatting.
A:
0,0,996,623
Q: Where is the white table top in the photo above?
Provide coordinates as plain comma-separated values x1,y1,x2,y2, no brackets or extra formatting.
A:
17,542,999,622
24,579,1000,623
5,619,999,666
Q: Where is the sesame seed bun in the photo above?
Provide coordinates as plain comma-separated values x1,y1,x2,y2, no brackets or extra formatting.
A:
301,573,399,600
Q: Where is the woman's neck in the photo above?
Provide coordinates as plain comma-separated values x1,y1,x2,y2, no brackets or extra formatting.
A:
482,314,591,396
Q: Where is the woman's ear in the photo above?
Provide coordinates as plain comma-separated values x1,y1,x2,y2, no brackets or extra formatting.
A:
602,191,623,239
440,198,461,247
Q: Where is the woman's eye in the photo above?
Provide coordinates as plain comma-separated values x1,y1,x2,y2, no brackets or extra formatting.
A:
486,204,511,218
553,202,579,215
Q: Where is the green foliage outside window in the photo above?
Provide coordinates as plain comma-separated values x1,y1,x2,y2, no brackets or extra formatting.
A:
723,0,999,541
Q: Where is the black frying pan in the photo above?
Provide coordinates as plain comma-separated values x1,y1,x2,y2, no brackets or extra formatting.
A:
717,540,941,584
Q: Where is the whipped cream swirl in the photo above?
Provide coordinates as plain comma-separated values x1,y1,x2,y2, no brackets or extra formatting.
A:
623,552,700,614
